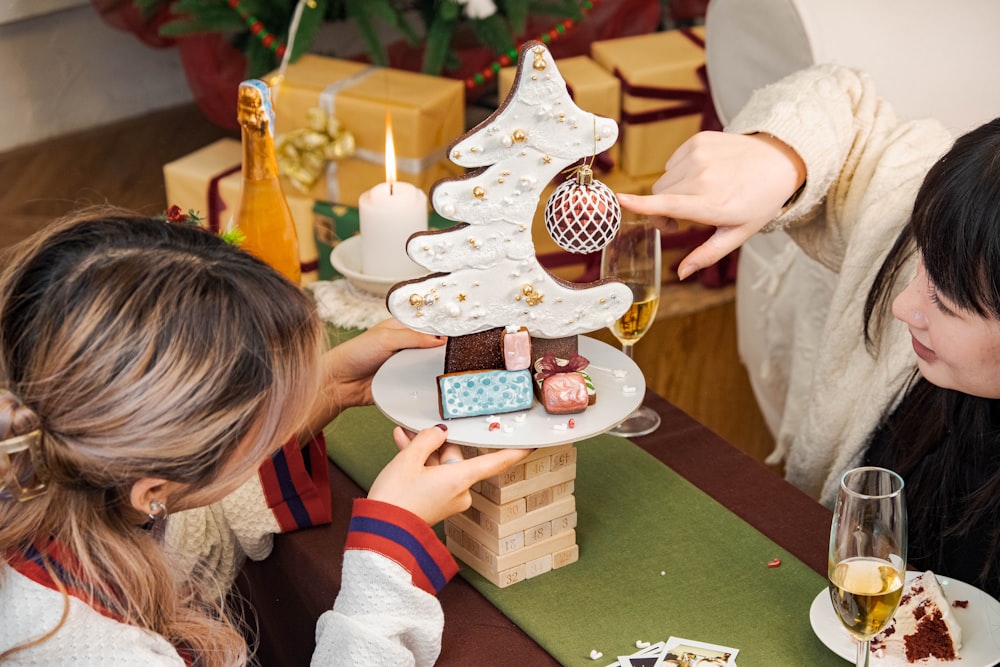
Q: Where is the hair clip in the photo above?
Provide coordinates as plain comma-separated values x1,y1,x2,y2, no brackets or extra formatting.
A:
0,429,49,502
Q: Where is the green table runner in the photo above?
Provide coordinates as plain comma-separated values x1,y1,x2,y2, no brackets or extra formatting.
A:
326,406,843,666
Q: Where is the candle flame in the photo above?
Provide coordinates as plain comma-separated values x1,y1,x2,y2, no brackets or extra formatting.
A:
385,110,396,193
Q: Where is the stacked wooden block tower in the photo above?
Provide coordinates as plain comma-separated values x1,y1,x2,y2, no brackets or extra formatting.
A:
445,443,579,588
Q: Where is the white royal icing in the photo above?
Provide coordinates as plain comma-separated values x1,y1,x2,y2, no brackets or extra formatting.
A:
386,42,631,338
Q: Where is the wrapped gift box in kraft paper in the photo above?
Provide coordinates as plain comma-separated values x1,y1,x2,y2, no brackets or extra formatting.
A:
163,138,322,284
590,27,716,177
498,55,621,166
162,138,241,233
268,55,465,206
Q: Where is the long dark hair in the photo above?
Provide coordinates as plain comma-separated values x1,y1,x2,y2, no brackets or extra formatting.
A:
864,118,1000,591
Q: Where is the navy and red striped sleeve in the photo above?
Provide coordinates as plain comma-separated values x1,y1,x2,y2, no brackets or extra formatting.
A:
258,432,332,532
344,498,459,596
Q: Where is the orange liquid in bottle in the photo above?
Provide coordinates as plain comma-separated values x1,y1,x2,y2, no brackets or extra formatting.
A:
235,79,301,284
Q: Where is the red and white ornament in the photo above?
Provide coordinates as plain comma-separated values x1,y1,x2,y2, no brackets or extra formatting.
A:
543,164,621,254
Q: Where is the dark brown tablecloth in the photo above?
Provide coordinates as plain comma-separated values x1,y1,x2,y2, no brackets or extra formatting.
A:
237,390,831,666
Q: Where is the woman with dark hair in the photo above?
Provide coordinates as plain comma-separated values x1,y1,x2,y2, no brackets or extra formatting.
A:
619,64,1000,598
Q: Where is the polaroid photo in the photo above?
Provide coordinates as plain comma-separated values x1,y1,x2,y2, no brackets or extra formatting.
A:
655,637,739,667
617,640,668,667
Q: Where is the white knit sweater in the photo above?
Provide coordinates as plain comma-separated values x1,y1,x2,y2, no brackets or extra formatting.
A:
726,64,955,505
1,440,452,666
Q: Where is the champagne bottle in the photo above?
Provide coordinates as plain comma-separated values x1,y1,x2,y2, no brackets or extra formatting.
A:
235,79,301,284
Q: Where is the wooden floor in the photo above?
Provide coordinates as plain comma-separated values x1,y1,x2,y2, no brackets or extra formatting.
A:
0,104,776,464
0,104,235,249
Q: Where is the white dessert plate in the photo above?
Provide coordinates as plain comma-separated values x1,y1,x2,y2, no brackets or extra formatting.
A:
809,570,1000,666
371,336,644,448
329,235,423,297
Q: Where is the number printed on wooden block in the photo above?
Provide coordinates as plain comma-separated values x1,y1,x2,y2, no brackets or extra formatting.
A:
550,447,577,471
470,491,526,522
524,487,553,512
524,521,552,546
551,511,578,534
524,455,551,479
552,544,579,569
483,464,577,505
526,554,553,579
465,496,575,538
551,480,574,501
446,536,527,588
499,464,526,487
498,531,526,555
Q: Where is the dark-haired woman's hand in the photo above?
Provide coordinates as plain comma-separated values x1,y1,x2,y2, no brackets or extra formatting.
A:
618,131,805,280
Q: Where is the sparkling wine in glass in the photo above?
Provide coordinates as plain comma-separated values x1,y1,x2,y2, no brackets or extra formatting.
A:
828,466,906,667
601,220,661,437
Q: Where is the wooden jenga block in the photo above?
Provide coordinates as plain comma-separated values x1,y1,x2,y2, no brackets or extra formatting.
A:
462,495,575,538
470,492,526,522
477,464,577,505
525,553,553,579
524,486,553,512
551,511,578,534
552,544,579,569
445,444,580,586
550,446,577,471
497,462,526,487
550,479,575,502
446,537,528,588
523,520,552,546
524,454,551,479
452,527,576,572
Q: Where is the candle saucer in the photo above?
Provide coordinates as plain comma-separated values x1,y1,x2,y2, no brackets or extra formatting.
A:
329,236,423,297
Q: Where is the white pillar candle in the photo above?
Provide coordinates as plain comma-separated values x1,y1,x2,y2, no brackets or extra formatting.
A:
358,181,428,278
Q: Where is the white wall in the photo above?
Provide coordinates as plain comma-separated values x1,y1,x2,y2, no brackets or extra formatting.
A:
0,3,193,153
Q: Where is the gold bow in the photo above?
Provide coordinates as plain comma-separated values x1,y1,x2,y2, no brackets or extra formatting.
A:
276,107,356,193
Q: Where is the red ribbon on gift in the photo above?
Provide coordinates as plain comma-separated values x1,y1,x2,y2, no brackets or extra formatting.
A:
534,352,590,382
206,164,241,233
613,29,721,133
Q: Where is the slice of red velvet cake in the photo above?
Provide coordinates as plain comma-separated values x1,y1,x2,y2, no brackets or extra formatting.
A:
871,571,963,663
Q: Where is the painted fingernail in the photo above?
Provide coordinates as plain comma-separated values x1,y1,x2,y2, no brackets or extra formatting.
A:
442,458,462,465
434,423,448,431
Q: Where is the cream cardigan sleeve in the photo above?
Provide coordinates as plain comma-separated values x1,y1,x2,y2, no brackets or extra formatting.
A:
724,64,954,503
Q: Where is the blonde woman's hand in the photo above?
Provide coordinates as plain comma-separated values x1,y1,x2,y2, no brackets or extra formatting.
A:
368,425,532,527
618,131,805,280
305,319,445,434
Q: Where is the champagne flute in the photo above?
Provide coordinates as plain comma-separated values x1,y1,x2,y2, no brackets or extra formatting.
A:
828,466,906,667
601,220,661,437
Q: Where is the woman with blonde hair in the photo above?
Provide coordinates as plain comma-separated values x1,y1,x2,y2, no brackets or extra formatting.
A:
0,208,528,665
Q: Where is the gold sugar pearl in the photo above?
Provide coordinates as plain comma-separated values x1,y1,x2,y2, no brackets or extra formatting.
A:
409,294,423,307
522,285,535,295
512,129,527,143
472,186,486,199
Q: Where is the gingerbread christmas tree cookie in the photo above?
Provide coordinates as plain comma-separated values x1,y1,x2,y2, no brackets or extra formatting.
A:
385,41,631,418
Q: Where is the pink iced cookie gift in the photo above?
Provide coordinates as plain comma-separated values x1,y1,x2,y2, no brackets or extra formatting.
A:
533,352,595,415
502,326,532,371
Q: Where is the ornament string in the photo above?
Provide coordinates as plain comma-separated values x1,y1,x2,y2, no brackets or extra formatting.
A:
272,0,316,102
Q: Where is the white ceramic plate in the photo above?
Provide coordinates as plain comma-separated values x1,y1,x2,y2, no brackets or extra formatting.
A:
329,235,423,297
809,571,1000,666
371,336,644,448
